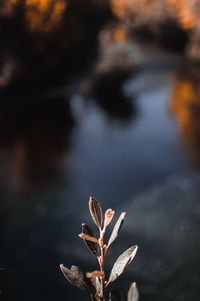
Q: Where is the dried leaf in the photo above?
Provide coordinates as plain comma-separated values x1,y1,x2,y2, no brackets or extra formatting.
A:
127,282,139,301
107,212,126,248
82,223,100,256
104,209,115,229
89,197,103,228
60,264,95,293
79,233,99,243
109,290,124,301
86,271,104,278
108,246,138,284
91,277,101,295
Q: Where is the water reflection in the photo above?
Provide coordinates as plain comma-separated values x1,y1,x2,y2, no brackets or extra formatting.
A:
0,98,74,194
0,96,77,300
170,67,200,166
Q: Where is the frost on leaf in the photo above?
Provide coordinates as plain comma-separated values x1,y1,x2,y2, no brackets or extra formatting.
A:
91,276,101,295
107,212,126,248
60,264,95,293
108,245,138,284
127,282,139,301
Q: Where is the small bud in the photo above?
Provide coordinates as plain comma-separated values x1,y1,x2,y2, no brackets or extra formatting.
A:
104,209,115,229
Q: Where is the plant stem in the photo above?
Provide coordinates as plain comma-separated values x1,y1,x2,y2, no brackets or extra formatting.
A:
99,228,105,301
100,247,105,301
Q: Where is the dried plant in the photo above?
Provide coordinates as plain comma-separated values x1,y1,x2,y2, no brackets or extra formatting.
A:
60,197,139,301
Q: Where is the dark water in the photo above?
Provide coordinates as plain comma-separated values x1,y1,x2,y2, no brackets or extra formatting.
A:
1,42,200,301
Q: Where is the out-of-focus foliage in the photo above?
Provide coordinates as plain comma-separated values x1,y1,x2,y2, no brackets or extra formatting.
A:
169,0,199,30
25,0,67,32
111,0,172,23
110,0,200,54
110,0,200,30
0,0,113,92
0,0,18,15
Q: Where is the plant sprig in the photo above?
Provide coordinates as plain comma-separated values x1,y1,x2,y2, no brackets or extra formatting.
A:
60,197,139,301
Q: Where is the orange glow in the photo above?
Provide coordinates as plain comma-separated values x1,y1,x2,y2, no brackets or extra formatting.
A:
168,0,198,29
112,23,127,42
170,76,197,128
110,0,135,18
99,23,128,47
110,0,199,30
110,0,173,25
25,0,67,32
170,71,200,162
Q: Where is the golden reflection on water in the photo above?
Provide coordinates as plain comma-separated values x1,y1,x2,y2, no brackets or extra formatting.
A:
170,69,200,164
25,0,67,32
0,99,73,195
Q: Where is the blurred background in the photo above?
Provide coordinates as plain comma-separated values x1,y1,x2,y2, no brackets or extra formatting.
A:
1,1,200,300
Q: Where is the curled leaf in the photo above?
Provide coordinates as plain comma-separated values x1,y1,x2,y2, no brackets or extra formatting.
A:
127,282,139,301
108,245,138,284
79,233,99,243
60,264,95,293
91,277,101,295
86,271,104,278
107,212,126,248
104,209,115,229
82,223,100,256
89,197,103,228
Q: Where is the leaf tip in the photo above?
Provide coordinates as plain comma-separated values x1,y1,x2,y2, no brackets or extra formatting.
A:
104,208,115,228
88,196,102,228
89,196,95,205
128,282,139,301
